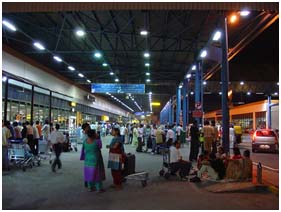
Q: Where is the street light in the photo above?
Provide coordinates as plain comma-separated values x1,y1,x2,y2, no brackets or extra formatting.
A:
230,14,238,23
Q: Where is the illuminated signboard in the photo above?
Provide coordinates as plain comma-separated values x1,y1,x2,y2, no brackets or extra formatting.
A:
91,83,145,94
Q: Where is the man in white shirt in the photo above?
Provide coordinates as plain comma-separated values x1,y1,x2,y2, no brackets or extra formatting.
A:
176,124,183,141
169,141,192,180
120,124,125,144
166,125,175,146
32,122,40,156
136,124,144,152
50,124,65,172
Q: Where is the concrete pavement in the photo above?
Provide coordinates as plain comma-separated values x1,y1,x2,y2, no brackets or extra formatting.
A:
2,136,279,210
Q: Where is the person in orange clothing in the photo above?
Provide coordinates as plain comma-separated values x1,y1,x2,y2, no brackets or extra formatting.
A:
35,121,42,139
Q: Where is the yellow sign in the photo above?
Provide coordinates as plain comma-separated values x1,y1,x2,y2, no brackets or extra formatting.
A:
70,102,76,107
102,115,109,121
151,102,161,106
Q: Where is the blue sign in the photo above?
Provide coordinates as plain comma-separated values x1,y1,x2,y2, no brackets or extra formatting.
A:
91,83,145,94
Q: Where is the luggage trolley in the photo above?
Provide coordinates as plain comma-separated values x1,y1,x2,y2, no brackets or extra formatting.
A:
8,139,36,171
158,147,172,179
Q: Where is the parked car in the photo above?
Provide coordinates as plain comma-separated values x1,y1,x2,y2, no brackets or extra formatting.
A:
252,129,279,153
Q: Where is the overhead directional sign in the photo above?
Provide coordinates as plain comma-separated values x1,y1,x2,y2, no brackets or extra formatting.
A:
91,83,145,94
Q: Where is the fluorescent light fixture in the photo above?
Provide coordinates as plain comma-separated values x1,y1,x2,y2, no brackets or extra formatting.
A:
146,79,151,82
115,78,119,82
78,73,84,78
2,76,7,82
140,30,148,36
145,63,150,67
146,72,150,76
94,52,102,58
240,81,244,85
240,10,250,16
76,29,85,37
203,81,207,85
53,56,62,62
102,63,108,67
212,31,221,41
256,92,264,95
149,92,152,95
219,92,222,95
190,91,194,95
2,20,17,31
110,72,114,75
68,66,75,71
186,73,192,79
247,91,251,95
200,50,207,58
144,52,150,58
179,85,183,89
87,79,91,83
33,42,45,50
192,65,196,70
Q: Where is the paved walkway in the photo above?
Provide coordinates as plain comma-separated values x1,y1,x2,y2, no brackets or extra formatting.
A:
2,136,279,210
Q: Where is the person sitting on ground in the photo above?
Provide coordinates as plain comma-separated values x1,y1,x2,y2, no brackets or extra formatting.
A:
169,140,192,181
197,150,209,170
232,147,242,160
216,146,226,160
241,149,253,180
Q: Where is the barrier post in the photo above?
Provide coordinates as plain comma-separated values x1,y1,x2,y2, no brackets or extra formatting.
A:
257,162,262,184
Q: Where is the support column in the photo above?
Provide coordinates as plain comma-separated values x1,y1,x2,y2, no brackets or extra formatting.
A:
30,85,34,123
221,17,230,154
171,99,174,125
186,79,190,128
4,77,9,122
49,91,52,122
195,61,202,125
168,99,172,125
267,95,272,129
253,112,256,131
176,87,181,125
182,80,187,129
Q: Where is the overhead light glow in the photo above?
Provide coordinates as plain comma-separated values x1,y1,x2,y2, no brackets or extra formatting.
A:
190,91,194,95
2,76,7,82
186,73,192,79
151,102,161,106
219,92,222,95
146,72,150,76
212,31,221,41
149,92,152,95
140,30,148,36
192,65,196,71
87,79,91,83
179,85,183,89
144,52,150,58
247,91,251,95
230,14,238,23
78,73,84,78
110,72,114,75
203,81,207,85
53,56,62,62
277,82,279,86
68,66,75,71
274,92,278,96
256,92,264,95
94,52,102,58
2,20,17,31
240,10,250,16
145,63,150,67
200,50,207,58
76,29,85,37
102,63,108,67
146,79,151,82
240,81,244,85
33,42,45,50
115,78,119,82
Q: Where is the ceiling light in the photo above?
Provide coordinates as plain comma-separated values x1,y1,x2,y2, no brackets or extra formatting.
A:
144,52,150,58
76,29,85,37
2,20,17,31
102,63,108,67
87,79,91,83
146,79,151,82
33,42,45,50
110,72,114,75
186,73,192,79
274,92,278,96
115,78,119,82
146,72,150,76
78,73,84,78
179,84,183,89
2,76,7,82
247,91,251,95
68,66,75,71
53,56,62,62
200,50,207,58
145,63,150,67
219,92,222,95
94,52,102,58
190,91,194,95
149,92,152,95
140,30,148,36
203,81,207,85
256,92,264,95
240,10,250,16
212,31,221,41
230,14,238,23
240,81,244,85
191,65,196,71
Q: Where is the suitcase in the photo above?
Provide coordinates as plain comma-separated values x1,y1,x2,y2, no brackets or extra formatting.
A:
123,153,136,177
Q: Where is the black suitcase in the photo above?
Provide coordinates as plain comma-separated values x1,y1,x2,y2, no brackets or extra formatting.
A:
123,153,136,177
